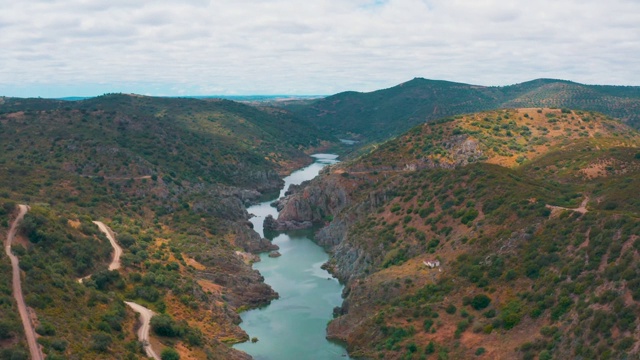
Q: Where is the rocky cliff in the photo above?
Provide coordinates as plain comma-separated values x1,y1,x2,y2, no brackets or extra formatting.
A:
272,176,349,231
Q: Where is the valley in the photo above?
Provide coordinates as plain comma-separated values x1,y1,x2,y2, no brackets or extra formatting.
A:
0,79,639,360
233,154,349,359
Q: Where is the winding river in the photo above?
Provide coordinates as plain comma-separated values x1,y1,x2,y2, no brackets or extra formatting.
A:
234,154,350,360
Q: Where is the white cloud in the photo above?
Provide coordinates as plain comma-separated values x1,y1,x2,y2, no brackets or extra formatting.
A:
0,0,639,97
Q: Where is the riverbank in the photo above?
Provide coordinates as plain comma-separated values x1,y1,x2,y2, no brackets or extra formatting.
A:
234,154,350,360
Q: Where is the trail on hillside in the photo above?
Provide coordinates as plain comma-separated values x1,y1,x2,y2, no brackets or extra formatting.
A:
92,221,122,270
4,205,44,360
546,197,589,217
125,301,161,360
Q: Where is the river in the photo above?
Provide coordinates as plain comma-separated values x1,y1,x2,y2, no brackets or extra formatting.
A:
233,154,350,360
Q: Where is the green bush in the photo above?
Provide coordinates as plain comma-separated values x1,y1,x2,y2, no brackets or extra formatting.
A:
51,339,68,352
151,314,182,337
35,322,56,336
425,341,435,354
471,294,491,310
445,304,457,314
161,347,180,360
90,333,112,352
0,321,14,339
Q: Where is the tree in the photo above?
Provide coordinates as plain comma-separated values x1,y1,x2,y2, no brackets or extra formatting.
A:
471,294,491,310
151,314,182,337
0,321,13,339
161,348,180,360
91,333,112,352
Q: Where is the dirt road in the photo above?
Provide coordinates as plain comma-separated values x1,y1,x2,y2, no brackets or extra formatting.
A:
92,221,122,270
125,301,160,360
546,197,589,217
4,205,44,360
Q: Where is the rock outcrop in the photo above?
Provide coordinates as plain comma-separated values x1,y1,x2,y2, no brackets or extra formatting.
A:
231,221,279,253
196,250,279,309
276,177,349,224
263,214,312,231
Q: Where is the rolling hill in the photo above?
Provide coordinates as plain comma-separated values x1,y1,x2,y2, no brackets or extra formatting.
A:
285,78,640,142
0,94,335,359
273,108,640,359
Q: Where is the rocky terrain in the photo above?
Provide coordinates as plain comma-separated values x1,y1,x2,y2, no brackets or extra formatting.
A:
275,108,640,359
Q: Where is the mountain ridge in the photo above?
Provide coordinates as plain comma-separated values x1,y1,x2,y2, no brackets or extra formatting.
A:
284,78,640,142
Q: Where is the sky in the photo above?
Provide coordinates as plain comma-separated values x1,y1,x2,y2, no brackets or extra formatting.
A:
1,0,639,98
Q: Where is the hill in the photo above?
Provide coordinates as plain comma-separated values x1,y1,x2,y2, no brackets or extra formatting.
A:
285,78,640,142
0,94,335,359
273,108,640,359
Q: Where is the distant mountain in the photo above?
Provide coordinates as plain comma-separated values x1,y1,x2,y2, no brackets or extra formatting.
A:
285,78,640,142
0,94,335,189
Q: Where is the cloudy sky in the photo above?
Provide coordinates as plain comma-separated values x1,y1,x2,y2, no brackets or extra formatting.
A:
1,0,639,97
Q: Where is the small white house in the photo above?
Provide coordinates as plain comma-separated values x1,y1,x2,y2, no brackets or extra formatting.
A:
423,260,440,268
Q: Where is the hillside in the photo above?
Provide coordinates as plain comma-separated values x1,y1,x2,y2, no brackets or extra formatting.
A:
0,94,335,359
285,78,640,142
273,108,640,359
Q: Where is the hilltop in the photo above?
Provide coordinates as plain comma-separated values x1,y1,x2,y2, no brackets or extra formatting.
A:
0,94,335,359
274,108,640,359
284,78,640,142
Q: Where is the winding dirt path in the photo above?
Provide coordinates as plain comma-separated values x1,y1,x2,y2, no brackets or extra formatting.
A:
124,301,160,360
546,197,589,217
4,205,44,360
92,221,122,270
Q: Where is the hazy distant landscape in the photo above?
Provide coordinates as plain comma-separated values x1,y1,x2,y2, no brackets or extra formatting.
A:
2,1,640,359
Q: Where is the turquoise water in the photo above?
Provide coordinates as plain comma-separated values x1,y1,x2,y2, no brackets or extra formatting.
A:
234,154,350,360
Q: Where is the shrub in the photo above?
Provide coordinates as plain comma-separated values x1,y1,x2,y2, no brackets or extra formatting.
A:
423,319,434,332
501,300,524,330
445,304,457,314
483,309,496,318
35,322,56,336
616,337,634,351
91,333,112,352
0,321,14,339
475,347,486,355
161,348,180,360
539,350,552,360
471,294,491,310
151,315,182,337
51,339,68,352
425,341,435,354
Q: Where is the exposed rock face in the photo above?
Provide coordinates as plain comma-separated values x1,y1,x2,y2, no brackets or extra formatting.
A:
273,173,395,283
316,218,348,248
197,250,279,308
264,214,312,231
231,166,285,193
268,251,281,258
231,221,279,253
277,177,349,223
